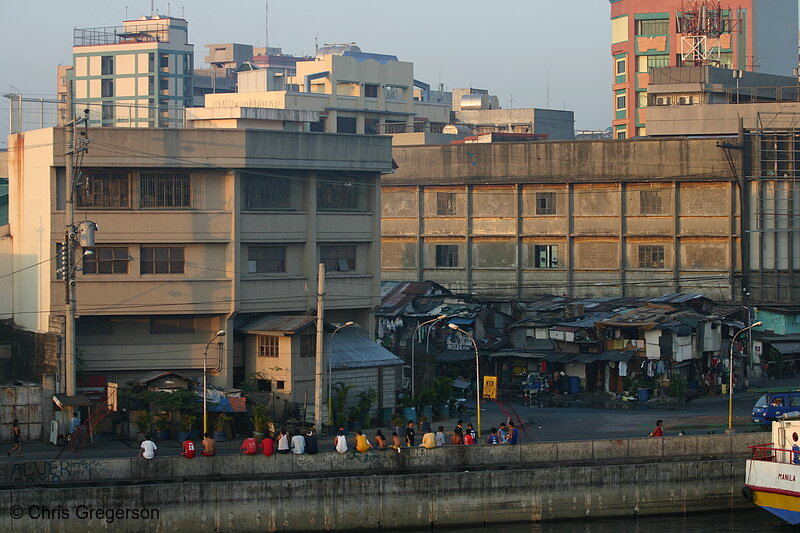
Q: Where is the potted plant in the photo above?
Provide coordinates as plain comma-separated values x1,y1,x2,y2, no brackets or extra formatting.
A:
214,413,232,441
154,414,170,441
399,395,417,423
178,414,198,443
433,377,454,416
250,404,270,442
390,414,404,433
416,387,437,421
133,412,152,441
331,382,354,427
346,406,362,432
356,388,377,429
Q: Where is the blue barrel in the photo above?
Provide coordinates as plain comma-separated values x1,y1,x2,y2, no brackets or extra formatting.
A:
568,376,581,394
638,388,651,402
402,407,417,423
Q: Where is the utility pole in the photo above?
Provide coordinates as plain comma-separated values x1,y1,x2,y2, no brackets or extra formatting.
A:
63,81,90,397
313,263,325,433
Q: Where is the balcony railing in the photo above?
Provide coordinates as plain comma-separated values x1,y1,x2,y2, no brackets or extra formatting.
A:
749,443,800,465
74,24,171,46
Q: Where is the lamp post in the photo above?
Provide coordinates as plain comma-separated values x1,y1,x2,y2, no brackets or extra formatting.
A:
448,323,481,437
410,315,448,398
203,330,227,435
328,321,354,427
728,321,762,430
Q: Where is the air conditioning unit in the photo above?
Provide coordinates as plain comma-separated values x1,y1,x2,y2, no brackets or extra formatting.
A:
656,97,668,105
678,96,691,105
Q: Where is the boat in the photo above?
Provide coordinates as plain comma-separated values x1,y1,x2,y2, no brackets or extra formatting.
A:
744,412,800,525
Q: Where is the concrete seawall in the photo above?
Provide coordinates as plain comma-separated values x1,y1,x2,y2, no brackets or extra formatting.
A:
0,433,765,531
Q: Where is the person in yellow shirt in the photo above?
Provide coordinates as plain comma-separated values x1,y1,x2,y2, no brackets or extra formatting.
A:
420,431,436,449
355,430,372,453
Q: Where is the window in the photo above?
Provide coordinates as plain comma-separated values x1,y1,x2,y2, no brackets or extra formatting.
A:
364,83,379,98
77,171,129,208
83,247,129,274
364,118,379,135
140,171,190,207
101,79,114,97
148,76,155,96
639,55,669,72
148,53,155,72
248,246,286,273
617,131,627,140
435,245,459,267
55,243,64,280
535,192,556,215
616,94,627,110
336,116,357,133
436,192,456,215
242,174,290,209
300,335,315,358
636,19,670,35
616,59,626,75
159,78,169,92
258,335,279,357
640,190,663,214
150,317,193,334
533,245,558,269
638,92,648,108
101,103,114,122
159,53,169,69
101,56,114,75
76,317,113,336
317,176,361,210
321,246,356,271
638,245,665,269
141,247,185,274
275,380,285,390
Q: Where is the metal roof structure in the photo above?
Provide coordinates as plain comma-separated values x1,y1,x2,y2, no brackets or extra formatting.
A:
377,280,450,316
330,328,403,369
239,315,318,335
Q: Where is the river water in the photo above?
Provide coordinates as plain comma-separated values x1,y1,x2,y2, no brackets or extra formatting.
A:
436,509,788,533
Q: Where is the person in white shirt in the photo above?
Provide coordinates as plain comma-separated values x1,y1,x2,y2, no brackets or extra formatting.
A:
334,430,348,453
276,429,290,454
435,426,446,447
290,433,306,454
138,435,157,460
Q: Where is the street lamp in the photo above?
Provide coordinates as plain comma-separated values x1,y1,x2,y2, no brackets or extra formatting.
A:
448,323,481,437
411,315,448,398
203,330,227,434
328,321,355,427
728,321,762,430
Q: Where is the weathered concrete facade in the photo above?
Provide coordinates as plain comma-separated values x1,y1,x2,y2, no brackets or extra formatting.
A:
382,137,800,303
0,433,762,531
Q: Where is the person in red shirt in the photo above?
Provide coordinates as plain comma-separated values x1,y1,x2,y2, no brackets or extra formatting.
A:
240,437,257,455
261,434,275,457
181,439,196,458
649,419,664,437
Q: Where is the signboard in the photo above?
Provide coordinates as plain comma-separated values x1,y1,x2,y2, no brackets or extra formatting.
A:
483,376,497,399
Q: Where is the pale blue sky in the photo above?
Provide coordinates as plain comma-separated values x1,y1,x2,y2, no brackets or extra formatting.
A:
1,0,614,144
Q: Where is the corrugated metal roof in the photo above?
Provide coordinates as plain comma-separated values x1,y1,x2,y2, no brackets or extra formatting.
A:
239,315,316,335
648,293,707,304
767,342,800,355
330,328,403,369
377,281,450,316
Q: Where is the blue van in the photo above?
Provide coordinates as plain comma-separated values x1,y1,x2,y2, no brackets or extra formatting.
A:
752,391,800,426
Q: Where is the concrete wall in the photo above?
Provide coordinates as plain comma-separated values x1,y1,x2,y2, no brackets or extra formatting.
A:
0,433,764,531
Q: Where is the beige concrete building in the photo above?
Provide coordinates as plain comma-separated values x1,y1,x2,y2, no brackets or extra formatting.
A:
0,127,391,400
205,44,450,135
69,15,193,127
382,136,800,304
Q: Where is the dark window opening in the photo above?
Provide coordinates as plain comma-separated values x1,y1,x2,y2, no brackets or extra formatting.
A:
140,170,190,207
364,84,379,98
321,245,356,272
535,192,556,215
639,245,665,269
83,247,129,274
436,192,456,215
258,335,279,357
336,116,357,133
141,246,185,274
533,245,558,269
150,316,194,334
242,174,290,209
248,246,286,273
317,176,361,210
77,171,129,208
435,245,459,267
300,335,316,357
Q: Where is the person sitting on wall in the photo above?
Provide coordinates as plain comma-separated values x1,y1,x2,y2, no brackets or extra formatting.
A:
181,438,196,458
261,433,275,457
374,430,386,450
201,432,216,456
420,431,436,449
355,430,372,453
240,437,258,455
450,427,463,445
304,430,318,455
276,429,290,454
334,429,348,453
648,420,664,437
290,432,306,455
388,431,402,453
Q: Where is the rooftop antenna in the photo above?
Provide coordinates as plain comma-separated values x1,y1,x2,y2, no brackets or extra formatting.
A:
181,6,184,18
315,34,318,55
151,0,155,16
546,72,550,109
125,5,128,19
265,0,269,53
510,93,513,109
168,2,170,16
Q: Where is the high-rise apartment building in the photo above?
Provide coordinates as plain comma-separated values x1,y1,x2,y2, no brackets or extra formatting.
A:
70,15,193,127
609,0,798,138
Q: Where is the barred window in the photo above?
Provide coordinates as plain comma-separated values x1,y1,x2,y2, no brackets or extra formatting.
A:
242,174,290,209
640,190,663,215
535,192,556,215
248,246,286,273
636,19,669,35
77,171,129,208
300,335,316,358
435,245,459,267
321,246,356,271
140,171,190,208
638,245,665,269
258,335,279,357
141,247,184,274
533,245,558,269
436,192,456,215
150,316,194,334
83,247,129,274
317,176,361,210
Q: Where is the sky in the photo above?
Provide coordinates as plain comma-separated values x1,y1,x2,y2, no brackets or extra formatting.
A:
0,0,613,145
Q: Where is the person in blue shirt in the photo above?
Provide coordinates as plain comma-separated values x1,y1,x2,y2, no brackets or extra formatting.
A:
487,427,500,445
507,421,519,445
498,422,508,444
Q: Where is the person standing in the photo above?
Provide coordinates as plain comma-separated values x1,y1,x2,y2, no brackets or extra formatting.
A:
649,420,664,437
305,430,318,455
69,412,80,438
466,423,477,442
181,438,196,458
290,432,306,455
276,429,291,454
137,434,157,460
435,426,446,447
240,437,257,455
201,432,216,456
6,420,22,457
404,420,416,447
507,421,519,445
498,422,508,444
334,429,348,453
487,428,500,445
